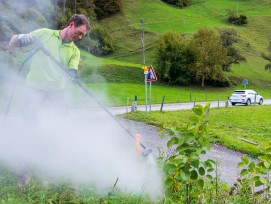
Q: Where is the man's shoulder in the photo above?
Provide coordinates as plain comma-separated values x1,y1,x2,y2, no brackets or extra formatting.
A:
31,28,58,37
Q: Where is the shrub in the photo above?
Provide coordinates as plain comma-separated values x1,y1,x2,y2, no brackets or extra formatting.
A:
161,0,191,8
154,32,196,85
228,11,247,25
95,0,122,19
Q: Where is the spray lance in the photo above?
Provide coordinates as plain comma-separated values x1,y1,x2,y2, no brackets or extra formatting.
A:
4,45,43,118
7,37,152,157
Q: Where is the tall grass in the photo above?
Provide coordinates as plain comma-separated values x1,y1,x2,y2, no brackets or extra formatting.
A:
122,104,271,156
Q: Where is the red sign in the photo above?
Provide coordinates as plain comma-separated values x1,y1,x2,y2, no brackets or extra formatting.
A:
146,65,157,82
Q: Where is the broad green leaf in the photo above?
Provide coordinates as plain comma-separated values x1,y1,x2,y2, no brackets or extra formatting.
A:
165,178,174,187
264,162,271,169
238,162,245,168
255,180,263,187
206,174,213,180
178,137,185,146
167,128,176,136
190,170,198,180
203,103,211,112
259,155,271,162
259,177,268,184
207,168,214,172
188,124,197,130
160,132,167,139
183,134,194,143
241,156,249,164
248,162,255,170
167,137,178,148
189,115,199,123
192,105,204,116
251,176,260,183
179,170,190,180
240,169,248,176
199,167,205,176
197,178,204,188
264,148,271,155
164,163,176,173
190,159,200,168
173,155,187,165
206,159,216,164
201,150,206,154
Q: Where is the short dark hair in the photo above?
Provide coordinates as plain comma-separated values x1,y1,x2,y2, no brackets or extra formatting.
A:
66,14,91,30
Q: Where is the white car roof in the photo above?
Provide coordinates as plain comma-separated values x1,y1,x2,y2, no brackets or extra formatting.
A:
234,90,254,92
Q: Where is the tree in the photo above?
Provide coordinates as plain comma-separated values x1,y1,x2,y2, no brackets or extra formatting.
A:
56,0,95,27
261,42,271,72
94,0,122,19
190,28,227,87
161,0,191,8
154,32,196,85
219,29,246,72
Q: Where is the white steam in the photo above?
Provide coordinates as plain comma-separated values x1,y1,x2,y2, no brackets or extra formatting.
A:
0,0,164,200
0,104,163,199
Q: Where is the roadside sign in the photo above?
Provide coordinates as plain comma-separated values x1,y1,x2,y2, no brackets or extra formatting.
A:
146,65,157,82
242,79,248,85
242,79,248,89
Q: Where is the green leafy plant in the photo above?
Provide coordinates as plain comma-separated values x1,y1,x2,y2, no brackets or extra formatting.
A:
238,147,271,198
159,103,215,200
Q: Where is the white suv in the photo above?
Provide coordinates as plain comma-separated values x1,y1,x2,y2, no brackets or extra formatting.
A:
229,90,264,106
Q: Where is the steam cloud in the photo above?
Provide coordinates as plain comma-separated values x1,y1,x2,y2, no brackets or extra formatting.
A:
0,0,163,200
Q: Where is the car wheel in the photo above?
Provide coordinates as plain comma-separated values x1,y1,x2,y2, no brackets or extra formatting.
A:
232,102,236,106
246,99,251,106
258,98,263,105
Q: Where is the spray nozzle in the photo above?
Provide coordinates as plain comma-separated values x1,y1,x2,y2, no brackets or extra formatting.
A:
142,148,152,157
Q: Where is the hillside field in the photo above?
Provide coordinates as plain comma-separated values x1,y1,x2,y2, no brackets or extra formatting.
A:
78,0,271,104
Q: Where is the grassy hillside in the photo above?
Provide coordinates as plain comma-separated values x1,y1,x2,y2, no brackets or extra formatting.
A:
87,0,271,90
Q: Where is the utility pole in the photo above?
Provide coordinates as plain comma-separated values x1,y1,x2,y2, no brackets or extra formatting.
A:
236,0,239,16
141,19,148,115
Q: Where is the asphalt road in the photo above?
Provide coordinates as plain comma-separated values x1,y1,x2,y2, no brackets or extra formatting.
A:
119,118,244,186
110,100,271,186
109,99,271,115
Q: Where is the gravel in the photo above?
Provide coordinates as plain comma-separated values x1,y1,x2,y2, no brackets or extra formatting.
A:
120,118,247,186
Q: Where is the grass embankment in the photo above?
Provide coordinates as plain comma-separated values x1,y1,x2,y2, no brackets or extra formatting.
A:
122,104,271,157
80,0,271,99
85,82,270,106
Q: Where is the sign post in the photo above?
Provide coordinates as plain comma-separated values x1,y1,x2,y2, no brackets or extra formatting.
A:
242,79,248,89
147,65,157,111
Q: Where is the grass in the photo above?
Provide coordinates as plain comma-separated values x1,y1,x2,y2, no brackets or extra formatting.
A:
2,1,271,202
1,164,269,204
92,0,271,93
0,166,151,204
82,82,270,106
122,104,271,157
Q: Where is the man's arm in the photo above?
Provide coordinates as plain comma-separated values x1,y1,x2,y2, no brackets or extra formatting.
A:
9,35,20,51
9,34,34,50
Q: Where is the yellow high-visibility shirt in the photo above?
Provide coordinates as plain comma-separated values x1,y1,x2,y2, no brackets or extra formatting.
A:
27,28,80,91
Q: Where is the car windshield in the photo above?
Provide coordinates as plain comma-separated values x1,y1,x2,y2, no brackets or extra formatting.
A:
233,91,245,94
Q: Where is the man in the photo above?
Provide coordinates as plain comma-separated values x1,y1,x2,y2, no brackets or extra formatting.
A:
8,14,91,188
9,14,90,114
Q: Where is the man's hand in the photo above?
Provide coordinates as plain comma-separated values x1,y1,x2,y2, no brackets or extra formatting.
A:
68,69,78,82
17,34,34,46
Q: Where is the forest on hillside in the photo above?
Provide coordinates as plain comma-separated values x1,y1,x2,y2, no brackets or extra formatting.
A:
1,0,271,88
0,0,122,55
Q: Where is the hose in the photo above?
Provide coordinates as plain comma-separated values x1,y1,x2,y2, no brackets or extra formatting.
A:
6,39,152,157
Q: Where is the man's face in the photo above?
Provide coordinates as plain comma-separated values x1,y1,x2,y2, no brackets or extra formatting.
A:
67,22,88,42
